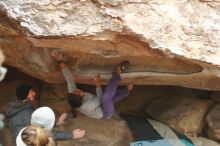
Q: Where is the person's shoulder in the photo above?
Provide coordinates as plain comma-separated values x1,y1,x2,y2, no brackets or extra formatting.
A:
84,92,95,99
7,101,20,108
6,100,30,117
24,101,35,110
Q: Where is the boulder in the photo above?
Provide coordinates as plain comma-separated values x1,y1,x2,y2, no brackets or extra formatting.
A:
210,91,220,103
189,137,220,146
39,83,71,114
57,113,133,146
206,103,220,142
145,96,214,136
0,1,220,90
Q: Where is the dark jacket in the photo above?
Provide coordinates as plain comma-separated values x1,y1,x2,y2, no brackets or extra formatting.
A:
52,129,73,141
6,100,35,143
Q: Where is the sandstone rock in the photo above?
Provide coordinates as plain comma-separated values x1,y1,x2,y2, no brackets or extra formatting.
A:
145,96,214,137
39,83,71,114
0,1,219,90
57,113,133,146
1,0,220,62
189,137,220,146
51,83,68,99
210,91,220,102
206,103,220,142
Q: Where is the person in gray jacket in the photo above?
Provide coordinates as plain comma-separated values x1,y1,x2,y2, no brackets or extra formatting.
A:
29,106,85,143
7,84,36,144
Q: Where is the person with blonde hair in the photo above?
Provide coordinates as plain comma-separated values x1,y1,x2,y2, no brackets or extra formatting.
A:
16,125,55,146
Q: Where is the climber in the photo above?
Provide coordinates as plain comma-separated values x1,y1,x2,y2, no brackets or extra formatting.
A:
51,51,133,119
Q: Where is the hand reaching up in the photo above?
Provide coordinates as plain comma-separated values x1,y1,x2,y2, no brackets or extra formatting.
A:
51,50,63,62
94,73,102,87
73,129,85,139
127,83,133,91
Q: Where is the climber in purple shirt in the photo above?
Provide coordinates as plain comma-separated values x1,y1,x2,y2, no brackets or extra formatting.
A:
51,51,133,119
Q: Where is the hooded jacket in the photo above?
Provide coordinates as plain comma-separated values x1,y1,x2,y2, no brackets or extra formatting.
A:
31,107,72,141
6,100,35,143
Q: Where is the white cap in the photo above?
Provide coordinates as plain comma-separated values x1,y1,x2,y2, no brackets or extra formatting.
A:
31,107,55,131
16,128,27,146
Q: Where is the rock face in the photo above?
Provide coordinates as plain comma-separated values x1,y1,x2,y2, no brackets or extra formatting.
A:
206,103,220,142
1,74,220,146
0,0,220,90
145,95,214,137
190,137,220,146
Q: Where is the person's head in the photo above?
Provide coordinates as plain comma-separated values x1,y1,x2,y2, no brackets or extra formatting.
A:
68,93,83,108
16,125,55,146
31,107,55,131
16,84,36,101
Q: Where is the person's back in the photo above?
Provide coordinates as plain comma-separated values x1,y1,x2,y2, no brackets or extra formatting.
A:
7,100,34,141
76,92,103,119
6,84,36,143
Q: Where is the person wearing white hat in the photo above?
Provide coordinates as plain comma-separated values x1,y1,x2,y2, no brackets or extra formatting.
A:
31,107,55,131
30,107,85,142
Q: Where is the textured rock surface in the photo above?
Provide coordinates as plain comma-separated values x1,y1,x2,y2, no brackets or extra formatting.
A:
0,73,219,145
206,103,220,142
0,0,220,90
190,137,220,146
145,95,214,137
211,91,220,102
57,114,133,146
1,0,220,63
